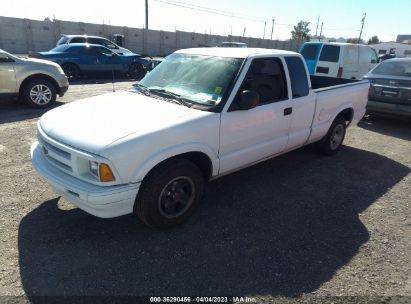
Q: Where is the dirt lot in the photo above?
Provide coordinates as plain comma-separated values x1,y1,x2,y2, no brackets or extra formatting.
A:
0,81,410,303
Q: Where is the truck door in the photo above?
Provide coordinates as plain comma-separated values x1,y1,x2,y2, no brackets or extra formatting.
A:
284,56,316,150
219,57,292,174
0,53,16,93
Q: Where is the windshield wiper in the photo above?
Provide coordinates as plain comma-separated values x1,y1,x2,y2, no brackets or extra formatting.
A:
148,88,192,107
132,83,150,95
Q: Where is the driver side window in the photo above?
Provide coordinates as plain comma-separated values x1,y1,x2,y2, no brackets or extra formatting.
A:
233,58,287,110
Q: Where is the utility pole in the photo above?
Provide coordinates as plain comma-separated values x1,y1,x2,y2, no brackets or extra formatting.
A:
263,21,266,39
145,0,149,30
243,27,246,37
270,19,275,40
358,13,366,44
315,16,319,38
319,22,323,42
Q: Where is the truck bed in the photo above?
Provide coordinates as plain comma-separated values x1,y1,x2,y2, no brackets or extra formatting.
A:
311,75,363,91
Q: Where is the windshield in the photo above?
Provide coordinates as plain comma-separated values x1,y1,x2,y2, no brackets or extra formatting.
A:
139,53,243,106
57,36,69,45
372,60,411,77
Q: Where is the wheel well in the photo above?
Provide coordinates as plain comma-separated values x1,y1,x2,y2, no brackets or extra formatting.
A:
148,152,213,181
61,62,78,68
179,152,213,180
19,74,60,96
338,108,354,125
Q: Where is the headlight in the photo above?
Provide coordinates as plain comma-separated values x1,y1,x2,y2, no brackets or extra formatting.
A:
88,161,115,182
89,161,99,177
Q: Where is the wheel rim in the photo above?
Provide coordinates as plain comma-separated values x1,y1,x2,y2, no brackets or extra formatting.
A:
330,124,344,150
158,176,195,218
29,84,52,105
130,64,143,78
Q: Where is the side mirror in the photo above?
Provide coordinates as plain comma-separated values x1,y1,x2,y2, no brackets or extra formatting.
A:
238,90,259,110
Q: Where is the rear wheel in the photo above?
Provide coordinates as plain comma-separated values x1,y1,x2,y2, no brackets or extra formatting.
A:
128,63,145,79
61,63,80,81
22,79,56,108
134,158,204,228
316,115,346,155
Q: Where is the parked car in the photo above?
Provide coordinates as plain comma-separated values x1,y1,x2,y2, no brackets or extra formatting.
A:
57,35,133,55
29,44,153,80
218,42,247,48
364,58,411,117
0,49,68,108
300,42,379,79
31,47,369,227
378,53,396,61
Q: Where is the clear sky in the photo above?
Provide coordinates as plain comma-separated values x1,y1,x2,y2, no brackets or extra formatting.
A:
1,0,410,41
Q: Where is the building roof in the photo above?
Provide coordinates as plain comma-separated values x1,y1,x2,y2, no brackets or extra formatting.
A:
175,47,298,58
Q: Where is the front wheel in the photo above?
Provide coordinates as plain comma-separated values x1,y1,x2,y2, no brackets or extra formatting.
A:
128,63,145,79
22,79,56,108
134,158,204,228
316,115,347,156
61,63,80,81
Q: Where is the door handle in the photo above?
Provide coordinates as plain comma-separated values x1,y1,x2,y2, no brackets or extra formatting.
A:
284,107,292,116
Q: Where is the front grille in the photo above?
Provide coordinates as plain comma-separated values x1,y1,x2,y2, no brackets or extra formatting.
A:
38,132,73,173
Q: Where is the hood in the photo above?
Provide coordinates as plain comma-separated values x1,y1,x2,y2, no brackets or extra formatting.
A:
39,90,210,154
22,56,61,68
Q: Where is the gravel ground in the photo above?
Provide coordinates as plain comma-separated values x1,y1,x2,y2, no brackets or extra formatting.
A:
0,81,410,304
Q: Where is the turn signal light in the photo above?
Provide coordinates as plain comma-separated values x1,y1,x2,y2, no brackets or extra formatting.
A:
99,163,115,182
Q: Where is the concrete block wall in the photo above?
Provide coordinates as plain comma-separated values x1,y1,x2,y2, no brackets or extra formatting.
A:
0,16,302,56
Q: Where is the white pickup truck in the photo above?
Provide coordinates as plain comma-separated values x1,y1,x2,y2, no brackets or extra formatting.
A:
31,48,369,227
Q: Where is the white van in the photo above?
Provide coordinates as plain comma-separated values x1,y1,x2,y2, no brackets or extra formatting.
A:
300,42,379,79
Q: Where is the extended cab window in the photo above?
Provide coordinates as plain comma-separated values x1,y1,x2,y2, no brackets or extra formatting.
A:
285,56,309,98
319,45,340,62
238,58,287,105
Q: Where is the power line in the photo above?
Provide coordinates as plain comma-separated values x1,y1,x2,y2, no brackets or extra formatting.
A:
153,0,267,23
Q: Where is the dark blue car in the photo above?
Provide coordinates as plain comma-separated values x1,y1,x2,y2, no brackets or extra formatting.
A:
30,43,153,80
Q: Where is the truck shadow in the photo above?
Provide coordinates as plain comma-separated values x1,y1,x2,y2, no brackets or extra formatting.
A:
18,146,410,298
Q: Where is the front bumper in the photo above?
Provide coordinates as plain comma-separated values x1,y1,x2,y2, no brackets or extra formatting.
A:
59,85,69,97
31,141,140,218
367,100,411,118
57,74,69,97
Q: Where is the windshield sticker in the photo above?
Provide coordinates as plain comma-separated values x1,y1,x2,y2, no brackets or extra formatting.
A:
214,86,223,95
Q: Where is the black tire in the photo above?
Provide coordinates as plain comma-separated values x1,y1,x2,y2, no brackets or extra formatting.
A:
316,115,347,156
61,63,80,81
134,158,204,228
22,78,57,108
128,63,145,79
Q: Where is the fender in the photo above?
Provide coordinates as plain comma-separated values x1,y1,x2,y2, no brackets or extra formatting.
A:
130,143,219,183
308,102,354,143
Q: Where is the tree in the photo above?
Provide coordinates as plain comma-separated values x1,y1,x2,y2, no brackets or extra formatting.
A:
346,37,365,44
291,20,311,42
367,36,380,44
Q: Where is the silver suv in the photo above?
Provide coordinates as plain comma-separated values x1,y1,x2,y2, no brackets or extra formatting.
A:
0,49,69,108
